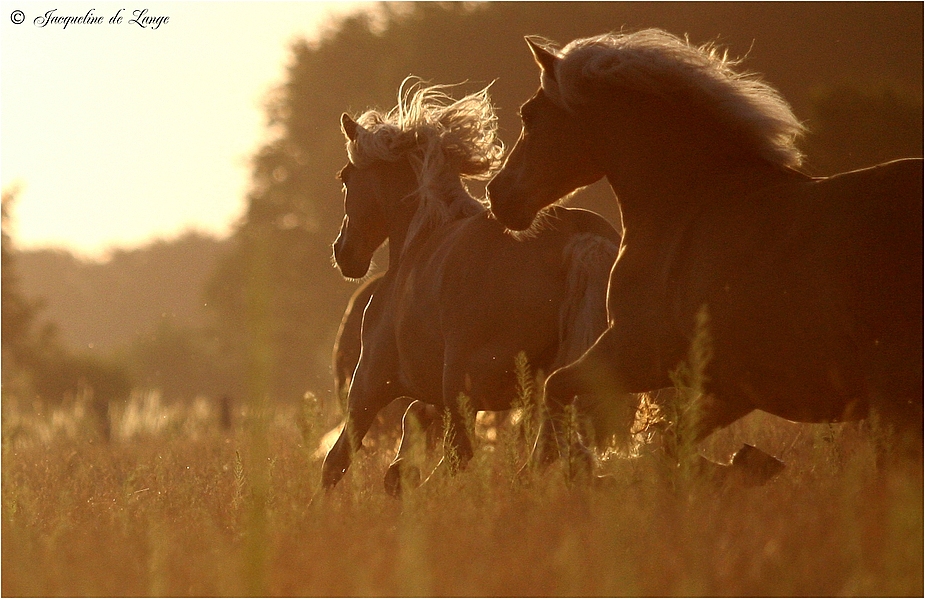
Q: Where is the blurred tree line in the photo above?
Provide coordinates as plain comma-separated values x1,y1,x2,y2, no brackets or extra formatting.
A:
3,189,130,434
16,234,226,354
5,2,922,413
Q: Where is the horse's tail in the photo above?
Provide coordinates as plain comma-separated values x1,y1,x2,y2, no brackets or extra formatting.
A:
554,228,619,369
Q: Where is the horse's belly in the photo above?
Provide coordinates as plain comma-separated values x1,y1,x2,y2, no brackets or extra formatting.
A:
706,285,870,422
396,355,443,400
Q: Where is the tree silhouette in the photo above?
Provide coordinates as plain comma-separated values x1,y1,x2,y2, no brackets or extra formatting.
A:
2,188,41,393
2,189,132,434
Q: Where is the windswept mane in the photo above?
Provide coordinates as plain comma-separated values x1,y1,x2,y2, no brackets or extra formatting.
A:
537,29,805,168
346,78,503,248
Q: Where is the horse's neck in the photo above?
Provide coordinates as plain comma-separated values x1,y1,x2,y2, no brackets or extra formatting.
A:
594,99,798,235
442,177,485,218
609,141,788,234
392,174,484,263
604,138,798,271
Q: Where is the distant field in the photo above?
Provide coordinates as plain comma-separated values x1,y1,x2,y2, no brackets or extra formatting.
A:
2,392,922,597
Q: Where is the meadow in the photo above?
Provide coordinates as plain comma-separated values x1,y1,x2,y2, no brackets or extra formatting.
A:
2,386,922,597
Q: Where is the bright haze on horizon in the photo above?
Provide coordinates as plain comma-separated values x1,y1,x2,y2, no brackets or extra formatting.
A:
1,1,373,260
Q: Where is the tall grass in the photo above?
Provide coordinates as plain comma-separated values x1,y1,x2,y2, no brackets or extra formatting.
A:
2,385,922,596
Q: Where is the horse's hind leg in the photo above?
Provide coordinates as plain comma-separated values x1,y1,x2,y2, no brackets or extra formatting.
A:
384,401,438,496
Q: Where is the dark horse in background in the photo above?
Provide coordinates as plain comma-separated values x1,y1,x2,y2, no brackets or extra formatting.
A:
487,29,923,458
332,273,382,409
327,272,417,451
321,81,621,493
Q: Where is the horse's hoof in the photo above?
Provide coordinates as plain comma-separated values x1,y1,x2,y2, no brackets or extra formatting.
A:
730,444,785,486
384,460,421,497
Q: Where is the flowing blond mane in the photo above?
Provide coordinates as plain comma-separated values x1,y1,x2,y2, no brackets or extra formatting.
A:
538,29,805,168
346,78,503,250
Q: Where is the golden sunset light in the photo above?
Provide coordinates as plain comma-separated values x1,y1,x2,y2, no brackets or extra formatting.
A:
2,4,921,596
2,1,371,258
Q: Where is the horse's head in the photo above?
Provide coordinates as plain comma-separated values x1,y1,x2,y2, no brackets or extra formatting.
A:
334,81,502,277
490,31,807,231
332,114,417,280
488,37,605,232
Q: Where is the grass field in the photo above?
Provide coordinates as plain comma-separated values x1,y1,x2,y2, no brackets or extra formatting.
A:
2,389,922,597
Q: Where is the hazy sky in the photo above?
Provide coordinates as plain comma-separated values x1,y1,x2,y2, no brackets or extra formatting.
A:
1,1,372,259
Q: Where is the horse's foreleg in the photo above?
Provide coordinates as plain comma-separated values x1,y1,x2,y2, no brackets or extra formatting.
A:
320,354,402,490
320,406,378,490
384,401,438,496
519,394,597,485
518,361,597,480
416,392,477,487
526,415,560,472
433,361,481,471
543,395,597,480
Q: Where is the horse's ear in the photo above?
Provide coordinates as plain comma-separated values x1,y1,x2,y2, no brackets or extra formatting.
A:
525,36,559,79
341,113,361,141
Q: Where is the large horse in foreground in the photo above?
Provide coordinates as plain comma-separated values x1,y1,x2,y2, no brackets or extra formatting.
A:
487,30,923,453
321,81,621,492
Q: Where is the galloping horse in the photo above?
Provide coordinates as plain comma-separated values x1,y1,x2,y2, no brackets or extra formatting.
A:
487,30,923,452
321,81,621,492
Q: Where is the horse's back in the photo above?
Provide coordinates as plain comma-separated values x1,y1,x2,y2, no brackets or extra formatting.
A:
827,157,922,241
672,158,922,423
